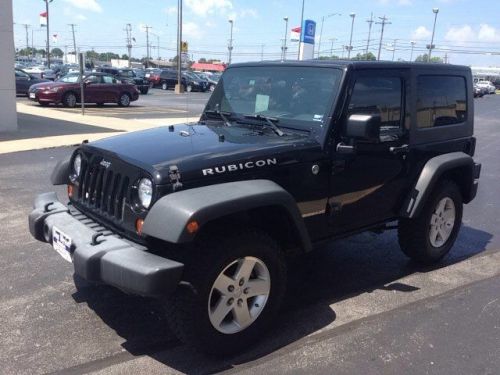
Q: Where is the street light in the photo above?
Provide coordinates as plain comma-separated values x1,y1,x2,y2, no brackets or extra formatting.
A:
228,19,234,64
297,0,305,60
347,13,355,59
317,13,341,58
428,7,439,62
281,16,288,61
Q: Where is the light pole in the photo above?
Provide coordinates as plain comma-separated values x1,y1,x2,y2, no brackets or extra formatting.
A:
228,19,234,64
391,39,398,61
297,0,305,60
175,0,183,93
68,24,77,60
428,8,439,62
317,13,341,58
347,13,355,59
281,16,288,61
42,0,53,68
329,38,337,57
410,41,416,61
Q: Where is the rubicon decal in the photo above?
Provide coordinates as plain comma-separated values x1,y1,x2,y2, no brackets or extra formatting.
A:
202,158,277,176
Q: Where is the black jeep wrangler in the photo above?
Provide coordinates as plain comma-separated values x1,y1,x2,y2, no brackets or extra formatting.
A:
96,67,150,95
29,61,481,355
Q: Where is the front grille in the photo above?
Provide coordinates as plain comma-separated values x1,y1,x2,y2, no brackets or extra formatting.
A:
77,158,131,222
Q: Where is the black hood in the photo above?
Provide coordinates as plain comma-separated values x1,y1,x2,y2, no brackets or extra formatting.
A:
85,122,323,185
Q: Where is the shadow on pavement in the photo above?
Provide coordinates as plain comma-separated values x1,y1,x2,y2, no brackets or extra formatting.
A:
71,224,492,374
0,113,123,141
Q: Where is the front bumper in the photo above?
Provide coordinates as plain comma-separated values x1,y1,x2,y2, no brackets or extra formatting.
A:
28,192,184,298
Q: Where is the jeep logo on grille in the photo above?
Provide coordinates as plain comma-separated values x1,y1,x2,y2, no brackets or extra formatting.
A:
100,160,111,168
202,158,277,176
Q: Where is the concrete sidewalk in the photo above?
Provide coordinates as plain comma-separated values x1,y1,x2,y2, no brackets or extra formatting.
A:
0,102,199,154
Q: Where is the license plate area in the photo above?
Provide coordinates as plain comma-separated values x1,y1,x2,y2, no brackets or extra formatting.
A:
52,226,73,263
29,93,36,99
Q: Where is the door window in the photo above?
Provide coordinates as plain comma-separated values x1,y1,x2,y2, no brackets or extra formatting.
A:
348,76,403,135
102,75,117,84
416,75,467,128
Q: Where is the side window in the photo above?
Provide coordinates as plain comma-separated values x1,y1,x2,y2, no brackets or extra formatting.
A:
417,75,467,128
348,76,402,132
102,75,116,84
86,75,101,83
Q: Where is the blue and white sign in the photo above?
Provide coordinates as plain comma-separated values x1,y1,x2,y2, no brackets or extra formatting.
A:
301,20,316,44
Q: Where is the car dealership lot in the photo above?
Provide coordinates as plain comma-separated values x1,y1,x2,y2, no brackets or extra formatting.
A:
1,95,499,374
17,87,211,121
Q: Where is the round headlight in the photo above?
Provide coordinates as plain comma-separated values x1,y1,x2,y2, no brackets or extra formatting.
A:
138,178,153,209
73,154,82,176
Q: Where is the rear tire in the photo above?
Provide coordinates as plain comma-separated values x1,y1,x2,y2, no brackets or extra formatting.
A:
62,92,77,108
165,230,286,356
161,82,168,90
186,85,193,93
398,180,463,265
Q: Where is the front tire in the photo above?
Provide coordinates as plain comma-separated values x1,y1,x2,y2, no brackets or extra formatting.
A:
186,85,193,92
62,92,77,108
118,93,131,107
398,180,463,265
161,82,168,90
165,230,286,355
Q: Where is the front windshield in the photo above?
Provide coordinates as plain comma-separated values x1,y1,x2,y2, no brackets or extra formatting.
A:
205,66,342,130
57,74,79,83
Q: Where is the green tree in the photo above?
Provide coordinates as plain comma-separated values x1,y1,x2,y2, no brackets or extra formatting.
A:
415,54,443,63
198,57,207,63
318,55,340,60
85,50,99,60
351,52,376,61
51,48,64,57
121,54,129,60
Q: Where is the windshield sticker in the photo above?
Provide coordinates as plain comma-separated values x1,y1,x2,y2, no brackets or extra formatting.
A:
255,94,270,113
313,114,324,122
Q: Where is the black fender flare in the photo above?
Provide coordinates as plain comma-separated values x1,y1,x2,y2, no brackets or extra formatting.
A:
51,156,71,185
400,152,477,218
142,179,313,251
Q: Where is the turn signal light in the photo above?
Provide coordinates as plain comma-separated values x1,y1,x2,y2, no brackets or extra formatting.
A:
67,184,74,197
136,218,144,235
186,220,199,234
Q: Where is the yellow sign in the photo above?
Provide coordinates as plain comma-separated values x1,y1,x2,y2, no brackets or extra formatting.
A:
181,41,188,53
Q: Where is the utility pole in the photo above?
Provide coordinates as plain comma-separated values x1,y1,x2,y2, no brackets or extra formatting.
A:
376,15,391,61
297,0,305,60
125,23,132,67
410,41,416,61
144,25,152,67
228,19,234,64
68,24,77,60
392,39,398,61
347,13,356,59
20,24,30,56
43,0,52,68
365,12,373,57
64,45,68,63
329,38,337,57
31,28,34,59
282,16,288,61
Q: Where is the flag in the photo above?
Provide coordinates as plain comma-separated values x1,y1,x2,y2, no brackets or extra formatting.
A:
290,26,301,42
40,11,47,27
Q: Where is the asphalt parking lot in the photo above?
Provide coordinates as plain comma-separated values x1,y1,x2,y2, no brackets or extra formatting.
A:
17,87,211,120
1,94,499,374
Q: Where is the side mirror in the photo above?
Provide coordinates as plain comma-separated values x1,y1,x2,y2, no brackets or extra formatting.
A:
345,114,381,143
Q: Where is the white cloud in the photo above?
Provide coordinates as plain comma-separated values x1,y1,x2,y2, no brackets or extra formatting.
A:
184,0,233,17
164,6,177,15
76,14,87,21
183,22,202,40
444,25,475,42
478,24,500,42
412,26,431,40
239,8,258,18
64,0,102,13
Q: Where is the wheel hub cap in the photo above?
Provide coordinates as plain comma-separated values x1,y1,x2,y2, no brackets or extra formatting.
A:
429,197,456,247
208,256,271,334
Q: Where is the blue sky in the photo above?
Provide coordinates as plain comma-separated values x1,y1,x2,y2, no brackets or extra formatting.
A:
12,0,500,66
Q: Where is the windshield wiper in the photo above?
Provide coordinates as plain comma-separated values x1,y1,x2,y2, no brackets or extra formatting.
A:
243,114,284,137
204,109,234,127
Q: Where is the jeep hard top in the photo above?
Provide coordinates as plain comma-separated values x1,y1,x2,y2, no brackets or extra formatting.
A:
29,60,481,355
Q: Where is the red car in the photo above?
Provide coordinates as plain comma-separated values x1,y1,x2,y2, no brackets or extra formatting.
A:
28,72,140,107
